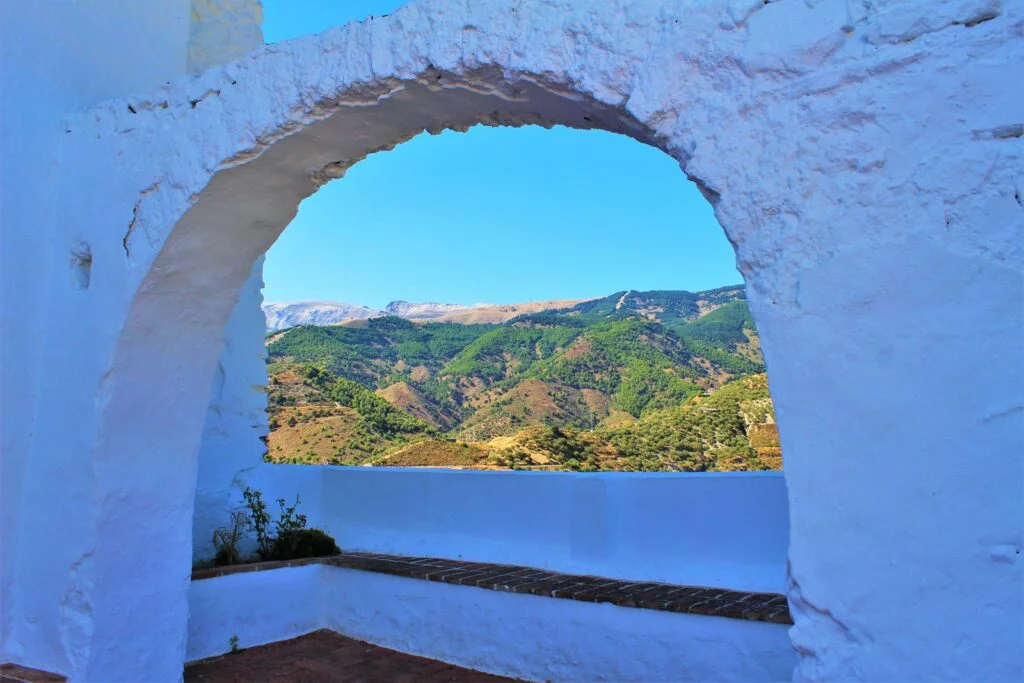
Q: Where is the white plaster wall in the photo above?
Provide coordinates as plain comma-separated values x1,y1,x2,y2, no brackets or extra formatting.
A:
192,258,272,559
324,567,794,682
8,0,1022,680
196,465,787,591
318,469,788,593
0,0,263,675
187,565,324,661
186,565,796,681
0,0,191,671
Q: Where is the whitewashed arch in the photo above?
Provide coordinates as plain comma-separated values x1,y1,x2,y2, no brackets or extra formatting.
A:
47,1,1023,680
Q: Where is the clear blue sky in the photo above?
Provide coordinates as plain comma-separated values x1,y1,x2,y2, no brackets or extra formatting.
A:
261,1,741,309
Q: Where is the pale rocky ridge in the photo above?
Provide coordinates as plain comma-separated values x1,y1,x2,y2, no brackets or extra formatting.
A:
262,301,381,331
384,300,485,319
263,297,593,330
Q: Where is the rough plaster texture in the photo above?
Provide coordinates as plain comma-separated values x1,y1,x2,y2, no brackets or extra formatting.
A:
188,0,265,74
0,0,191,674
1,0,1022,681
187,565,796,681
192,258,271,561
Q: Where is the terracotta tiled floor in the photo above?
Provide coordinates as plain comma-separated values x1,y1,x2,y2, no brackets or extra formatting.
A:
184,630,518,683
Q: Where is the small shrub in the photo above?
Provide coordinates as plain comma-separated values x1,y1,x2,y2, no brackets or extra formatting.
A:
211,510,248,566
267,528,340,561
236,488,337,562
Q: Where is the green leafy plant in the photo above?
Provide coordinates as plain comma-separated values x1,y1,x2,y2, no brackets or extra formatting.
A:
240,487,340,562
274,495,308,538
242,487,272,559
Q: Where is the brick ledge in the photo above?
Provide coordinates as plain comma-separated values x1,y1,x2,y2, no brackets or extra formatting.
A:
192,552,792,625
0,663,66,683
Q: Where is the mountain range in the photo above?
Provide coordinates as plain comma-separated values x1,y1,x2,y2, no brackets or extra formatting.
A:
263,287,781,472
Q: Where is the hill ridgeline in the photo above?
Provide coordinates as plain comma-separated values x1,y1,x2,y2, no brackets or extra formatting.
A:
263,287,781,472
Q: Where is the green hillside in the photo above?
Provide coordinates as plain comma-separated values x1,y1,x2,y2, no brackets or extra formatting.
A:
264,287,781,472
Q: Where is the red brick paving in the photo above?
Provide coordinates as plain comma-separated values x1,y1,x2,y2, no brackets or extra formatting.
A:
184,629,519,683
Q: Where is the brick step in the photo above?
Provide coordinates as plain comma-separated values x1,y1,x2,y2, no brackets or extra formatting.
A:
0,663,67,683
193,551,792,625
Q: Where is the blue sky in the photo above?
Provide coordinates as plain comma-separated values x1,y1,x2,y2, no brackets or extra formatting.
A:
261,1,741,309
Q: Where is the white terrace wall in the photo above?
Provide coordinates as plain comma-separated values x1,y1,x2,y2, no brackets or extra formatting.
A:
1,1,1021,682
204,465,789,592
187,565,797,681
317,469,789,593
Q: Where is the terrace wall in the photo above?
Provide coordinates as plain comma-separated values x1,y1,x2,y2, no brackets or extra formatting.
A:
187,564,796,681
217,466,788,592
316,468,788,593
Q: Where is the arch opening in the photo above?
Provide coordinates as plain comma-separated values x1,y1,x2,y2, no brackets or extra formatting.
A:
105,70,722,486
255,123,779,475
83,10,795,678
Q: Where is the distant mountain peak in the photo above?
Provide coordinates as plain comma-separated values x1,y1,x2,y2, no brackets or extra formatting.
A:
261,301,381,331
384,300,490,319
